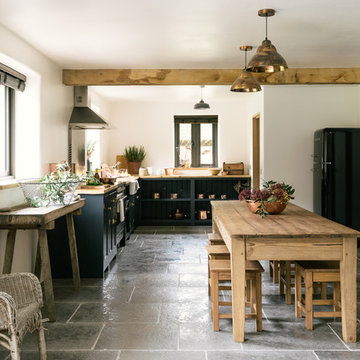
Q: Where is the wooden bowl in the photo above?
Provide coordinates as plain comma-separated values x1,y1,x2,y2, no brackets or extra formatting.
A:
208,168,221,176
245,200,287,215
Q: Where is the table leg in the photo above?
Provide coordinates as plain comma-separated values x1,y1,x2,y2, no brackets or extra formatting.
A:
66,213,81,290
3,230,16,274
340,237,357,342
231,237,246,342
38,229,56,322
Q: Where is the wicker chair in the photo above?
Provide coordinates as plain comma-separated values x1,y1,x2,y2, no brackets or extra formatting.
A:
0,273,47,360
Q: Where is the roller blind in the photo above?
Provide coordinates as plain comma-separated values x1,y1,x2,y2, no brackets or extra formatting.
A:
0,62,26,91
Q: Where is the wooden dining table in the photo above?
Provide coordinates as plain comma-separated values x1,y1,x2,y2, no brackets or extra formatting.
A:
211,200,359,343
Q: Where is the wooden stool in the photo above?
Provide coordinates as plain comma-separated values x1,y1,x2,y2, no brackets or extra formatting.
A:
279,261,294,304
295,261,341,330
209,259,264,332
206,245,230,295
208,233,225,245
269,260,280,283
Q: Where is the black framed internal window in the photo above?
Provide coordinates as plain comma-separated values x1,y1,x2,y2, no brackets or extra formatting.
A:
174,115,218,168
0,84,13,177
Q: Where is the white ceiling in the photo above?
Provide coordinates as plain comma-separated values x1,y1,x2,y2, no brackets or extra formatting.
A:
0,0,360,70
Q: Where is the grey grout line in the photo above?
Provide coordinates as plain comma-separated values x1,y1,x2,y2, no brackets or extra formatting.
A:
91,323,105,350
66,303,82,323
205,351,209,360
116,350,121,360
327,323,351,350
262,308,270,323
127,286,136,303
312,350,321,360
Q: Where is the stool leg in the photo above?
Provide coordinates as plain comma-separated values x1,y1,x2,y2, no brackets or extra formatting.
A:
279,261,285,295
211,271,219,331
255,272,262,332
246,280,251,303
295,264,302,318
333,282,341,312
304,271,313,330
285,261,292,305
321,282,327,300
208,255,211,296
273,260,279,283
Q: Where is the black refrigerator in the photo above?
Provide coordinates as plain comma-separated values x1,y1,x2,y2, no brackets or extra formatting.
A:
313,128,360,245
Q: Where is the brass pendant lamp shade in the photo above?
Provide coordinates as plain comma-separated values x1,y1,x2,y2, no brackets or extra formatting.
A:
230,45,262,92
194,85,210,109
247,9,288,73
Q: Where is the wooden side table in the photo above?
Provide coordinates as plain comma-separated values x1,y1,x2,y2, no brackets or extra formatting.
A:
0,199,85,321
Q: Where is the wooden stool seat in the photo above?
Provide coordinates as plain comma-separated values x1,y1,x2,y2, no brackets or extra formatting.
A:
206,245,230,294
295,261,341,330
208,233,225,245
209,259,264,332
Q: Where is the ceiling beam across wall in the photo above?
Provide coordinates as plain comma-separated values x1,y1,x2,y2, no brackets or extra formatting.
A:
63,68,360,86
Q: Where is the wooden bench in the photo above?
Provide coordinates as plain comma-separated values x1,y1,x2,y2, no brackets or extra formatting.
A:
295,261,341,330
209,259,264,332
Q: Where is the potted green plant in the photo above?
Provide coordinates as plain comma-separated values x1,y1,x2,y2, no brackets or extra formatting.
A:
124,145,146,174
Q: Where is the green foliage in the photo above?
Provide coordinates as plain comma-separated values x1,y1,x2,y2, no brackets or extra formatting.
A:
124,145,146,162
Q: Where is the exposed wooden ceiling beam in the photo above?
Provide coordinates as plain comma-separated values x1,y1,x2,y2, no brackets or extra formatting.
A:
63,68,360,86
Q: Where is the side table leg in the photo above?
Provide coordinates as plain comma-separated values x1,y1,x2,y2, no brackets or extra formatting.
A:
66,214,81,290
38,229,56,322
3,230,16,274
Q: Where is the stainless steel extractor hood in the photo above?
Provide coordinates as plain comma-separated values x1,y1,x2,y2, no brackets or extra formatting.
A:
69,86,109,129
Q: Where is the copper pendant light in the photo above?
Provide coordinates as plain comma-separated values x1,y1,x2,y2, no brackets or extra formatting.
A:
230,45,262,92
247,9,288,73
194,85,210,109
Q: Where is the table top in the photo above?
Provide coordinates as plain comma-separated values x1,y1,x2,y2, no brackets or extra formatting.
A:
0,199,85,228
211,201,360,239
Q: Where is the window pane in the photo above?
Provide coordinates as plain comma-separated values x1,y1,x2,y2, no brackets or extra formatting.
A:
0,85,7,176
200,123,213,165
179,123,191,166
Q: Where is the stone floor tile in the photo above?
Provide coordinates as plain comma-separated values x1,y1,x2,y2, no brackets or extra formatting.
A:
207,350,318,360
21,323,103,350
327,323,360,349
119,350,206,360
18,350,119,360
179,273,208,287
53,284,134,303
132,273,180,287
70,302,161,323
96,323,179,350
130,286,207,303
42,302,80,322
315,351,360,359
240,321,346,350
168,263,208,274
160,300,211,324
179,322,242,350
155,254,200,264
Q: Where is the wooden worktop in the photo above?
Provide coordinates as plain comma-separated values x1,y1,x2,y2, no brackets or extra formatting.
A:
140,175,250,179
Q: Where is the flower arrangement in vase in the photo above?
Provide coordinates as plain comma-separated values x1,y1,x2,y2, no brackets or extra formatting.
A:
238,180,295,218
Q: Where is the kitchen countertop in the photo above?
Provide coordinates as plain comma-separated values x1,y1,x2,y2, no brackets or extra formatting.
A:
139,175,250,179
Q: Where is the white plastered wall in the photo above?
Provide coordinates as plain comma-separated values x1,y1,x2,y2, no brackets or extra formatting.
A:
102,91,263,174
263,85,360,211
0,24,73,273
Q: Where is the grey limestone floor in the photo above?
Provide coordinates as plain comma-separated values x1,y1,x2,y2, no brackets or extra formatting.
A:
1,226,360,359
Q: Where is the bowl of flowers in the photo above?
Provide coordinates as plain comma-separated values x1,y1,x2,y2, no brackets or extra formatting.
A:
238,180,295,218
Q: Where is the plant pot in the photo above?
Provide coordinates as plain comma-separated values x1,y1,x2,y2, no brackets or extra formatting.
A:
127,161,141,175
245,200,287,215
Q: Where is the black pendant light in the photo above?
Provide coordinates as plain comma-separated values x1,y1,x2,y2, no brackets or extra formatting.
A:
231,45,262,92
247,9,288,73
194,85,210,110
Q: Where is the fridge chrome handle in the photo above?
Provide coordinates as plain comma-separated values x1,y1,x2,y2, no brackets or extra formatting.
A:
321,161,332,165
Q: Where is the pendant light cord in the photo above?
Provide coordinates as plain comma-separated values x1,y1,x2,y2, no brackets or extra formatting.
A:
244,50,248,69
265,16,268,40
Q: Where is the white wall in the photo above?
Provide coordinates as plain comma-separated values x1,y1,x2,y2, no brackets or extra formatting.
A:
104,91,263,174
263,85,360,211
0,24,73,273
